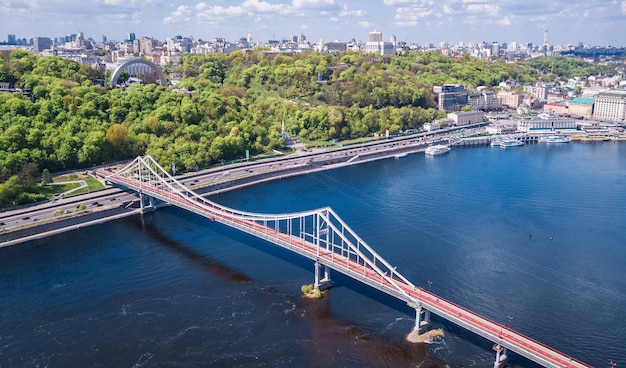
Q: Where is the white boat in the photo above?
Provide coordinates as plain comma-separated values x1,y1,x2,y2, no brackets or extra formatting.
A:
394,153,407,159
425,145,451,156
539,135,570,143
491,138,524,147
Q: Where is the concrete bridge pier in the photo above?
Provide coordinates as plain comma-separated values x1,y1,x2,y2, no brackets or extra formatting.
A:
139,193,156,213
405,302,434,343
407,302,431,334
415,306,431,333
493,344,508,368
313,261,331,291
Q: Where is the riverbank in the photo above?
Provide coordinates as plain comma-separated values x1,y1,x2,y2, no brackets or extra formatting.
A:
0,133,435,246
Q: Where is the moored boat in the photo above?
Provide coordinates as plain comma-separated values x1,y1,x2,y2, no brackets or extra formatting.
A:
425,145,451,156
491,138,524,147
539,135,570,143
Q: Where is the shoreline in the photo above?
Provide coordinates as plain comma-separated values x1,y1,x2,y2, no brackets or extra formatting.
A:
4,125,622,247
0,139,432,247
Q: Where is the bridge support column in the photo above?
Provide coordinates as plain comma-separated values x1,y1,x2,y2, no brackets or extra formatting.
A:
492,344,508,368
413,306,430,334
313,261,331,291
139,193,155,214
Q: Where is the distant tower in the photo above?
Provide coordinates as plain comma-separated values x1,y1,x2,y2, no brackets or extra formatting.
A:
247,31,253,43
543,25,548,55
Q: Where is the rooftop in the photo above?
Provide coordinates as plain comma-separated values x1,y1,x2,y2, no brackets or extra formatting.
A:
570,97,595,105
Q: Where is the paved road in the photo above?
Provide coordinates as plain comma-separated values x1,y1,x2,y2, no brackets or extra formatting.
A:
0,124,487,246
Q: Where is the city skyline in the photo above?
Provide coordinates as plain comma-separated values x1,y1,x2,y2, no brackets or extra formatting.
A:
1,0,625,47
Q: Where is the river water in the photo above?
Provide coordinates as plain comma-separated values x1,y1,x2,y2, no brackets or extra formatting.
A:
1,142,625,367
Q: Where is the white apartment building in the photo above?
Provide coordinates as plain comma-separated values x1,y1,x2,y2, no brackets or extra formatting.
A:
592,90,626,122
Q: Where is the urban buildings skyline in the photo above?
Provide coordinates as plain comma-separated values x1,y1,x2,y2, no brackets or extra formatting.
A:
2,0,626,48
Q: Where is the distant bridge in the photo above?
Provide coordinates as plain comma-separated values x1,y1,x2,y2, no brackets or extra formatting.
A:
97,156,593,368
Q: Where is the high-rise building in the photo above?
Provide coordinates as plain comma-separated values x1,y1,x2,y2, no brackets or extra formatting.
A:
127,32,136,42
33,37,53,52
7,34,16,45
365,30,394,55
369,30,382,42
491,42,500,57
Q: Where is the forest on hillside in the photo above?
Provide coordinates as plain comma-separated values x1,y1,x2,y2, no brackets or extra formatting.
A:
0,49,614,206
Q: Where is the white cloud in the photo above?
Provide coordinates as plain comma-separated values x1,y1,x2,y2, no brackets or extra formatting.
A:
465,3,500,16
292,0,336,10
383,0,417,5
498,16,511,25
392,3,433,27
103,0,157,6
358,20,371,28
621,1,626,14
166,0,294,25
243,0,290,14
339,4,366,16
442,4,456,14
163,5,191,24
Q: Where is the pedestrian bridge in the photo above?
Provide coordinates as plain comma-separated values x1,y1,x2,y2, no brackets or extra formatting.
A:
97,155,593,368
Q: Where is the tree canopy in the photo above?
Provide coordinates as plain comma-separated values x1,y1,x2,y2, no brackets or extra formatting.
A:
1,48,609,207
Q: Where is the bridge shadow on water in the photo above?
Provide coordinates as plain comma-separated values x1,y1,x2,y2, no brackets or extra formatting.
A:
130,210,449,367
129,209,535,368
294,293,442,368
128,213,252,283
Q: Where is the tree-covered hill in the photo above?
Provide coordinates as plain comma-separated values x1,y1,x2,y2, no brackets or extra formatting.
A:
1,48,604,207
524,56,618,80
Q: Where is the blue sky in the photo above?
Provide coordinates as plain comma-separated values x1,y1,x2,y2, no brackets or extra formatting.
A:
2,0,625,46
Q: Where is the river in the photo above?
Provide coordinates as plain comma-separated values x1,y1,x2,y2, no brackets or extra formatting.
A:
1,141,625,367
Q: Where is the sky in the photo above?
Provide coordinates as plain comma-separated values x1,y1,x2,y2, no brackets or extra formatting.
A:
2,0,626,47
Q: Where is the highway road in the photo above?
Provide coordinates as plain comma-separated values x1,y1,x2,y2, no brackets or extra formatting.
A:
0,124,487,246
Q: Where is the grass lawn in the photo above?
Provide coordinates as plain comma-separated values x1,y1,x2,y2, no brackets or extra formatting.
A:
50,174,105,197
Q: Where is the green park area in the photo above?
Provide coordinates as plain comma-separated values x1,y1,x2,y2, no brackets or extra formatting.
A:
0,48,618,208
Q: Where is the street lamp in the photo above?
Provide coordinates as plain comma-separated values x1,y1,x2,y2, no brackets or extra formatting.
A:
427,280,432,292
507,315,513,330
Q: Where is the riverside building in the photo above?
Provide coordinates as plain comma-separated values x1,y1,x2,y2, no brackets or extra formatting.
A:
516,113,578,133
592,90,626,122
